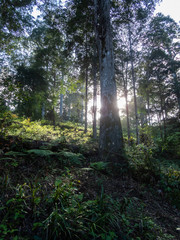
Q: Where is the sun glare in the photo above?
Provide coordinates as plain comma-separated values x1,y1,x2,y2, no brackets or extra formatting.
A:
87,96,126,123
117,98,126,111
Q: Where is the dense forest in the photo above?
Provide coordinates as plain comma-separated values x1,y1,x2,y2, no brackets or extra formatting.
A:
0,0,180,239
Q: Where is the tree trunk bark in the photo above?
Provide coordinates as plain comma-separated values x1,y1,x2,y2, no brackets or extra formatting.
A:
146,60,151,125
158,83,166,141
93,2,98,139
84,64,88,133
158,112,163,141
92,45,97,139
84,31,88,133
172,72,180,114
60,93,63,117
122,61,130,144
96,0,123,159
68,93,71,120
60,71,64,117
81,94,84,124
42,103,45,119
128,23,139,144
147,94,151,125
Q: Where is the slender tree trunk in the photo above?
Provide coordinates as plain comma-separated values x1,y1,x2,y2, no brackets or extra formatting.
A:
125,91,130,144
122,61,130,144
53,108,55,127
60,93,63,117
81,95,84,124
42,103,45,119
84,32,88,133
147,94,151,125
161,104,166,141
84,64,88,133
68,97,71,121
92,45,97,139
158,112,163,141
52,72,57,127
164,103,168,139
93,1,98,139
159,83,166,141
128,23,139,144
81,86,84,124
172,72,180,113
96,0,123,159
146,61,151,125
60,71,64,117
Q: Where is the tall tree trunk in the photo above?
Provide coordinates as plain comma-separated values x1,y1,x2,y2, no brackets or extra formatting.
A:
147,94,151,125
164,102,168,139
42,103,45,119
122,61,130,144
158,112,163,141
128,23,139,144
81,95,84,124
60,71,64,117
81,86,84,124
158,83,166,141
146,60,151,125
52,107,55,128
84,33,88,133
60,93,63,117
92,45,97,139
67,93,71,120
93,1,98,140
96,0,123,159
84,64,88,133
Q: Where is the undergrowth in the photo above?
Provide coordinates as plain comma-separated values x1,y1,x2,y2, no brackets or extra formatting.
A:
126,142,180,209
0,113,179,239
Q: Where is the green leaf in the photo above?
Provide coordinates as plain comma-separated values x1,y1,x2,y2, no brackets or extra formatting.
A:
27,149,54,157
5,151,26,156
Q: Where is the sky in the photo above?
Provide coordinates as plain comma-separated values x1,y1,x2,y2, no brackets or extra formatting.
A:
33,0,180,23
154,0,180,23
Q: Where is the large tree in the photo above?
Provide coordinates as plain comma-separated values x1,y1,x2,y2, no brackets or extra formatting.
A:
95,0,123,159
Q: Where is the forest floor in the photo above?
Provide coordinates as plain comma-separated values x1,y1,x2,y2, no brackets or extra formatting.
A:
0,121,180,239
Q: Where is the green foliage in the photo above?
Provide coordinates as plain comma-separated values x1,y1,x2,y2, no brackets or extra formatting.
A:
11,65,48,119
115,197,174,240
157,132,180,158
158,166,180,208
0,113,94,153
90,161,110,173
0,157,19,168
126,143,180,208
0,97,9,113
5,151,26,157
126,143,159,183
0,114,178,239
27,149,54,157
1,115,61,141
59,151,84,167
0,172,119,240
42,179,119,240
0,183,29,239
139,125,154,146
0,112,18,136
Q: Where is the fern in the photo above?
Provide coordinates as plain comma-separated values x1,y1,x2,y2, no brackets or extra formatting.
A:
59,151,84,166
5,151,27,157
90,161,109,172
27,149,54,157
